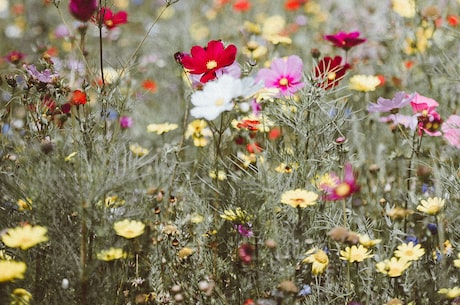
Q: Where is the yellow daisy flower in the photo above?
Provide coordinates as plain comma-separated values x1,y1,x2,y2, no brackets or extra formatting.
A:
129,144,149,157
394,242,425,261
113,219,145,239
97,248,127,261
438,287,460,299
416,197,445,215
349,75,381,92
340,245,373,263
454,253,460,268
2,224,48,250
0,261,27,283
146,123,178,135
280,189,318,208
376,257,411,277
358,234,382,247
302,248,329,275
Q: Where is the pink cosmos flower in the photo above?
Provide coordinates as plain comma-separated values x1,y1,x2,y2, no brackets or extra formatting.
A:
322,163,360,201
324,31,366,51
442,115,460,149
256,55,304,97
98,7,128,30
180,40,238,83
69,0,98,22
368,92,414,113
410,93,442,136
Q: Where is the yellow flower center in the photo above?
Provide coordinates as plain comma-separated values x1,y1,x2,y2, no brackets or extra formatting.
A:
293,198,305,205
335,183,351,197
215,98,225,106
327,72,337,80
206,60,218,70
105,20,113,27
279,77,289,86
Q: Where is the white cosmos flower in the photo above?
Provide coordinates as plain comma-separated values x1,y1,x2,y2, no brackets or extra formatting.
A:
190,74,247,121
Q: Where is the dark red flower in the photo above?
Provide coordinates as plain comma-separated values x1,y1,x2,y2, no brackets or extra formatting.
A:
324,31,366,50
314,56,350,90
98,7,128,30
69,0,98,22
70,90,87,106
5,51,25,64
180,40,237,83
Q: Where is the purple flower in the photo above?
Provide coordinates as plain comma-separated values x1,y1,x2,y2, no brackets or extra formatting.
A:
324,31,366,51
256,55,304,97
24,64,59,83
69,0,98,22
234,224,253,237
367,92,414,113
119,116,133,129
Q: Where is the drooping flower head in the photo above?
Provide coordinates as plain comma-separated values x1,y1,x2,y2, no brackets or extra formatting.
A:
97,7,128,30
256,55,304,97
322,163,360,201
324,31,366,51
442,115,460,149
69,0,98,22
314,56,350,90
180,40,237,83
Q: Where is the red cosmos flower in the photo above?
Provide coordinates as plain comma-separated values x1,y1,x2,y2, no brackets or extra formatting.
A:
314,56,350,90
180,40,237,83
233,0,251,12
69,0,98,22
324,31,366,51
97,7,127,29
237,119,260,131
70,90,87,106
323,163,360,201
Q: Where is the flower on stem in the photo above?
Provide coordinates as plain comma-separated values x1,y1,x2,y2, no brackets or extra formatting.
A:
442,115,460,149
376,257,411,277
0,261,27,283
280,189,318,208
70,90,87,106
303,248,329,275
323,31,366,51
185,119,212,147
410,93,442,136
113,219,145,239
179,40,237,83
97,7,128,30
24,64,59,83
1,224,49,250
147,122,178,135
5,50,26,64
358,234,381,247
322,163,360,201
97,247,127,261
393,242,425,261
339,245,373,263
119,116,133,129
10,288,32,304
314,56,350,90
416,197,445,215
349,75,381,92
69,0,98,22
256,55,304,97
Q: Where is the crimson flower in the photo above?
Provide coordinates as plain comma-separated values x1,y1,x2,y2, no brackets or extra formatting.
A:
323,163,360,201
69,0,98,22
5,51,25,64
97,7,128,30
324,31,366,51
70,90,87,106
180,40,237,83
238,243,254,264
314,56,350,89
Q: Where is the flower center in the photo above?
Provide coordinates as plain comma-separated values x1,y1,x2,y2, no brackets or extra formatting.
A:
105,20,113,27
215,98,225,106
206,60,218,70
335,183,351,197
279,77,289,86
327,72,337,80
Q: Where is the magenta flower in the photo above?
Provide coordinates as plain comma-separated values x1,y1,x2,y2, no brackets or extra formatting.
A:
98,7,128,30
442,115,460,149
367,92,414,113
69,0,98,22
256,55,304,97
323,163,360,201
119,116,133,129
234,224,253,238
238,243,255,264
324,31,366,50
410,93,442,136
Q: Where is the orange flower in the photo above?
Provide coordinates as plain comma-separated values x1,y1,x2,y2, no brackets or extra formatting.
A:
447,15,459,27
71,90,87,105
233,0,251,12
142,79,157,93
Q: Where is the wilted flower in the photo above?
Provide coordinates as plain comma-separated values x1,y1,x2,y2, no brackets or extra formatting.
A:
394,242,425,261
349,75,381,92
0,261,27,282
376,257,411,277
280,189,318,208
113,219,145,239
2,224,48,250
97,248,127,261
69,0,98,22
340,245,373,263
323,31,366,50
303,248,329,275
416,197,445,215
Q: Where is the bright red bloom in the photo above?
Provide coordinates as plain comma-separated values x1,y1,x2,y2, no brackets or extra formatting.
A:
142,79,157,93
98,7,128,29
447,15,459,27
180,40,237,83
324,31,366,51
284,0,306,11
69,0,98,22
314,56,350,90
70,90,87,106
323,163,360,201
246,142,263,154
233,0,251,12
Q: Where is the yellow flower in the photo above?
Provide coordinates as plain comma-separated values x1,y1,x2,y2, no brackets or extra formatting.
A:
0,261,26,282
392,0,416,18
97,247,127,261
178,247,193,259
190,213,204,224
147,123,178,135
10,288,32,305
376,257,411,277
349,75,381,92
0,249,13,260
303,248,329,275
220,208,252,223
209,170,226,181
386,206,413,220
113,219,145,239
358,234,381,248
64,151,78,162
438,287,460,299
262,15,291,45
185,120,212,147
129,144,149,157
416,197,445,215
394,242,425,261
340,245,373,263
275,162,299,173
280,189,318,208
454,253,460,268
2,224,48,250
17,198,32,211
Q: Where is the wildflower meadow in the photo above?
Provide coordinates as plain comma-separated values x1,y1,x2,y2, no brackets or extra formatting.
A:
1,0,460,304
